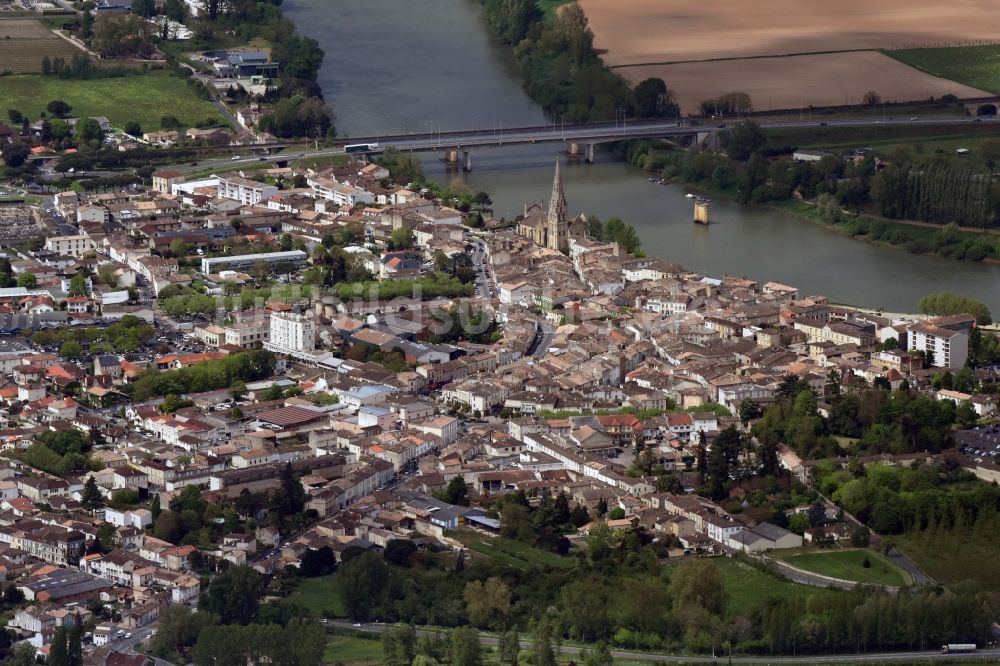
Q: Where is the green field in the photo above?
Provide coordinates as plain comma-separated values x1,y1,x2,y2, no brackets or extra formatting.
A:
888,45,1000,95
707,557,842,618
451,530,575,570
323,635,383,665
288,574,346,617
897,527,1000,591
781,549,910,587
0,71,226,131
538,0,572,20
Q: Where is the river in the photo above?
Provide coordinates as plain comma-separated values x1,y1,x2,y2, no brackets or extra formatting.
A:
284,0,1000,313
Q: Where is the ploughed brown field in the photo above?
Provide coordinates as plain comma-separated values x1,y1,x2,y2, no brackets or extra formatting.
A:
579,0,1000,66
620,52,990,115
0,19,89,74
577,0,1000,110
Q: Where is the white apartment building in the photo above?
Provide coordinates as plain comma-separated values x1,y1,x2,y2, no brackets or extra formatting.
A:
907,322,969,369
267,312,316,353
201,250,307,274
45,235,96,258
306,176,376,207
217,176,279,206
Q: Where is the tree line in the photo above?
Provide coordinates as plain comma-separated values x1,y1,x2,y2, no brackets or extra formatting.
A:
753,376,958,461
481,0,676,123
129,349,276,401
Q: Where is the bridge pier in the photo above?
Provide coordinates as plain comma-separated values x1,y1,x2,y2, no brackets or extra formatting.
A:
566,142,596,163
462,150,472,172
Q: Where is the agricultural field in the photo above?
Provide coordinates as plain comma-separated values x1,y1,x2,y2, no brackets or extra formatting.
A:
0,18,89,73
619,52,987,115
322,635,383,665
578,0,1000,67
670,557,842,619
576,0,1000,112
0,71,226,130
889,45,1000,95
287,573,346,617
451,530,575,570
780,549,911,587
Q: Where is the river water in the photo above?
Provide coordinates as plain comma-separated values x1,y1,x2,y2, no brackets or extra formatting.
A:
284,0,1000,313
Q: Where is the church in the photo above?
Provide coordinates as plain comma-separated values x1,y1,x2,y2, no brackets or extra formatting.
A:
516,161,587,253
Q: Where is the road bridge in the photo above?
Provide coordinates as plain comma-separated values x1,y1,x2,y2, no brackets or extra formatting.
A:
174,114,1000,173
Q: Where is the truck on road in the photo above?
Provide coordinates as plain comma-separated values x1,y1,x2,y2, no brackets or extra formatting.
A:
941,644,977,653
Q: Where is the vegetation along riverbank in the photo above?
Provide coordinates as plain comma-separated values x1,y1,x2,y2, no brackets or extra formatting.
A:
620,121,1000,262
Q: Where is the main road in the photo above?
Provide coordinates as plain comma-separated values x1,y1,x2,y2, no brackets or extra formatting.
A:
329,621,997,664
172,114,1000,173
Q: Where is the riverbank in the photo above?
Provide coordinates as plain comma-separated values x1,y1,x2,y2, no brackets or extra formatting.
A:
623,139,1000,264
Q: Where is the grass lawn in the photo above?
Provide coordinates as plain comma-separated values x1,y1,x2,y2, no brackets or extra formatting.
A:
322,635,383,665
887,45,1000,95
288,574,346,617
781,549,910,586
711,557,841,619
450,529,574,570
0,71,225,131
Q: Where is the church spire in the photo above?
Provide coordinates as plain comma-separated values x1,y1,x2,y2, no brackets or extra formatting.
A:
548,159,567,226
546,160,568,251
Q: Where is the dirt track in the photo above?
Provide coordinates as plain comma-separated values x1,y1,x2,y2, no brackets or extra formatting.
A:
619,52,990,114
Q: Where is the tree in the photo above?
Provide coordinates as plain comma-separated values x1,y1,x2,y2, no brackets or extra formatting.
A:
198,565,262,625
7,643,37,666
50,625,69,666
382,624,417,666
450,627,483,666
16,272,37,288
669,559,726,615
720,121,766,161
7,109,22,124
67,617,83,666
131,0,155,16
583,642,613,666
738,398,761,427
299,546,335,577
74,117,104,146
918,292,992,326
46,100,72,118
464,577,512,629
531,618,557,666
390,227,415,250
68,273,88,297
957,401,978,429
439,475,469,506
163,0,186,21
862,90,881,106
82,476,104,512
273,462,306,518
150,605,206,659
169,239,191,258
633,77,674,118
124,121,142,137
383,538,417,566
80,9,93,38
497,628,520,665
60,340,83,358
92,14,152,57
1,142,29,168
339,550,391,620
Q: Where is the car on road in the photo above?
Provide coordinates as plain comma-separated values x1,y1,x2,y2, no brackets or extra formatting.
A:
231,155,242,160
125,633,132,639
